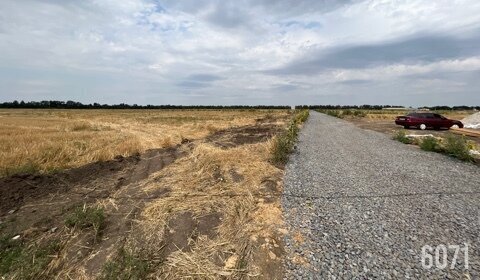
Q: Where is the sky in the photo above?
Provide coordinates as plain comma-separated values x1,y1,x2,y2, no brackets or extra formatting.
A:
0,0,480,106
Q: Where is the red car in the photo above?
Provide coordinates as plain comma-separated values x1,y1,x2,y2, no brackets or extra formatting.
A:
395,112,464,130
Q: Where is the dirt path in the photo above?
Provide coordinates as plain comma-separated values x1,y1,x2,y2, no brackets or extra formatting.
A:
283,111,480,279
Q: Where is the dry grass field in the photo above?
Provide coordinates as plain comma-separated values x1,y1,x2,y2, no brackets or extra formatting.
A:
0,109,285,177
0,109,296,279
343,109,472,121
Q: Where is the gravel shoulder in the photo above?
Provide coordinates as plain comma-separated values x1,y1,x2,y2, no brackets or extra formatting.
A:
283,111,480,279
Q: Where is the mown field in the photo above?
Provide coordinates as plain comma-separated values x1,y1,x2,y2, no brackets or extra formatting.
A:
0,109,308,279
316,108,474,121
0,109,287,177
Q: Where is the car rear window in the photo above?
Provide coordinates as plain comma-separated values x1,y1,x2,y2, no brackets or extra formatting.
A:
407,113,421,117
407,112,432,118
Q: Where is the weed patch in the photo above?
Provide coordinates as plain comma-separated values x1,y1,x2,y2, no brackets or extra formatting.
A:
318,109,343,118
420,136,440,152
316,109,366,118
65,205,105,238
393,131,475,163
3,161,41,176
392,130,413,144
294,110,310,123
100,248,149,280
444,135,474,162
271,110,309,164
0,236,23,276
0,236,61,279
271,123,298,164
342,109,366,118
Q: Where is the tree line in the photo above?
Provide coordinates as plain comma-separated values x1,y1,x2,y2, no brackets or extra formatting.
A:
0,100,478,110
0,100,289,109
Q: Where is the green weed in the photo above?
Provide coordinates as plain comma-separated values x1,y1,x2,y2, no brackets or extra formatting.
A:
392,130,413,144
271,110,308,164
316,109,365,118
3,161,41,176
65,205,105,238
100,248,149,280
0,236,60,279
322,110,343,118
444,135,474,162
294,109,310,124
420,136,440,152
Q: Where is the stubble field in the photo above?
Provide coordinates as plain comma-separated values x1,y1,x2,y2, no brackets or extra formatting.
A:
0,109,288,176
0,109,295,279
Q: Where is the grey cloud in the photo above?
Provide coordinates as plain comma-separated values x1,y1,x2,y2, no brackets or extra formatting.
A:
268,32,480,75
338,79,371,85
176,73,223,89
251,0,358,15
163,0,358,15
161,0,359,28
273,84,299,91
176,81,211,89
186,73,223,82
205,2,250,28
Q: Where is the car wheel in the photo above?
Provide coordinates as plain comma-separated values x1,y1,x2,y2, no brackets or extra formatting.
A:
419,124,427,130
403,125,409,129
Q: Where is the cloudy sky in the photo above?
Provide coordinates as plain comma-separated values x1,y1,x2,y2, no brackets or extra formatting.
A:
1,0,480,106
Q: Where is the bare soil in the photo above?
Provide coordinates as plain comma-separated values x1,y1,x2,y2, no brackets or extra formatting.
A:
0,147,184,216
206,124,282,148
159,211,223,260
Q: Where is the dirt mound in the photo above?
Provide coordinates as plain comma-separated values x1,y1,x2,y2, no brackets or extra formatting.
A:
0,146,184,216
160,212,222,259
462,112,480,129
0,157,133,215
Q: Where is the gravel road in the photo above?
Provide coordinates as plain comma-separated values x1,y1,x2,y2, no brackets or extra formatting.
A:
282,111,480,279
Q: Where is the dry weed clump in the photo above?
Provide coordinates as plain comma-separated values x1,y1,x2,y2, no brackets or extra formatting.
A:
70,121,96,131
128,140,285,278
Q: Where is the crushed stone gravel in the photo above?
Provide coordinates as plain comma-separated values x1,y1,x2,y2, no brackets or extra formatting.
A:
282,111,480,279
